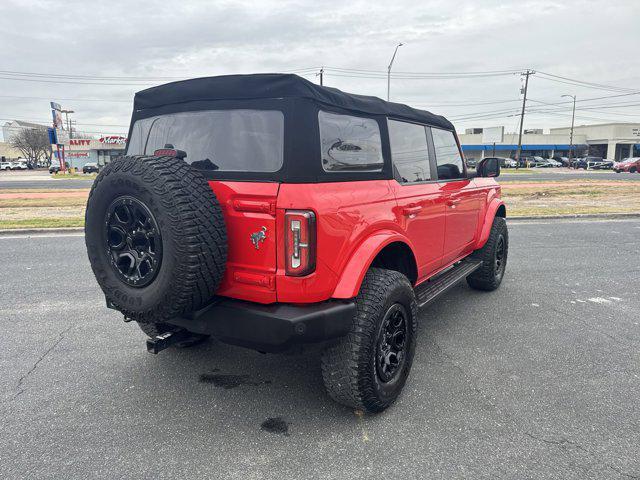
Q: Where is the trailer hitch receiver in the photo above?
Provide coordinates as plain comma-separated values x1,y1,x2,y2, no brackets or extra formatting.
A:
146,328,194,354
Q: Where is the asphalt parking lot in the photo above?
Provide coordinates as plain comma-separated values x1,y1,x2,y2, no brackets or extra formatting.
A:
1,219,639,479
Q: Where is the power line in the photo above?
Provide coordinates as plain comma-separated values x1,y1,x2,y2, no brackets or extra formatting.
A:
0,94,131,103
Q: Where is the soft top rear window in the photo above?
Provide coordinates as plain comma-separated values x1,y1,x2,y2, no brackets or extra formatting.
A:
126,109,284,173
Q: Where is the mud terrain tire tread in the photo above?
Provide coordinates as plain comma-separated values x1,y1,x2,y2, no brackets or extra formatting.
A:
85,155,227,322
321,268,417,413
466,216,508,291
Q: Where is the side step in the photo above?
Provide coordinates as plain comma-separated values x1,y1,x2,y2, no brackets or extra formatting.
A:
415,258,482,308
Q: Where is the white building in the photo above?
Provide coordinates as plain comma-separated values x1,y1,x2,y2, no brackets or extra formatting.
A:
550,123,640,160
2,120,48,142
459,123,640,161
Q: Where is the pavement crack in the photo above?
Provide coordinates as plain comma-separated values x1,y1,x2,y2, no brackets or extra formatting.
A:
9,326,72,402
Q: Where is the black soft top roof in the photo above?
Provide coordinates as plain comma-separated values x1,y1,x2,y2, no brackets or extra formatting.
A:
133,73,454,130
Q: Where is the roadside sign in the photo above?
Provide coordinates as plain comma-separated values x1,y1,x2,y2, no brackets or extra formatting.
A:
47,127,58,145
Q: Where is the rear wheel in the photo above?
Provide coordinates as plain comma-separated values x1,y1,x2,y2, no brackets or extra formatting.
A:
321,268,417,413
630,167,637,173
467,216,508,291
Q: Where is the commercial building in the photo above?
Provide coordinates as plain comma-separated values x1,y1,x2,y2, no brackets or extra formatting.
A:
459,122,640,161
0,141,23,161
64,136,127,168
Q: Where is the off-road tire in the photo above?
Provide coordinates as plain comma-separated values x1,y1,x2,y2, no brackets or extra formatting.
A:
85,155,227,323
136,321,209,348
466,216,508,291
321,268,418,413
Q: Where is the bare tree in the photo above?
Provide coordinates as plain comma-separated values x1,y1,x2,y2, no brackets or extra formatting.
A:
10,127,52,165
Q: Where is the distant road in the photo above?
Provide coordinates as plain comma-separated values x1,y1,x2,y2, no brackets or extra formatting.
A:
0,171,94,190
1,168,638,190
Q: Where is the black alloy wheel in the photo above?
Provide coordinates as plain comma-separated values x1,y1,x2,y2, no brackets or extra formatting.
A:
104,196,162,288
376,303,408,383
494,235,506,280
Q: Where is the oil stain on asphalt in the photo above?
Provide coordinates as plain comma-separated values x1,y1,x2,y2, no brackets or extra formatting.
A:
199,369,272,389
260,417,290,436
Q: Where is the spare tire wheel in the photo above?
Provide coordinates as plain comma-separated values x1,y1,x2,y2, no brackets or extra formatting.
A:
85,155,227,323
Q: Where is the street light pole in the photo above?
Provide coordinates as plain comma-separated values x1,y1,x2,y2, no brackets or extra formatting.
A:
387,43,403,101
562,94,576,167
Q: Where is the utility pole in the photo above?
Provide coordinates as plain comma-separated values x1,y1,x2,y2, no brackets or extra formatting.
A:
61,109,74,139
387,43,403,101
317,67,324,86
515,70,534,168
562,94,576,167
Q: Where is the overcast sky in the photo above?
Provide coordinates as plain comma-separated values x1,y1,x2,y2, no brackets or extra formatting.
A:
1,0,639,141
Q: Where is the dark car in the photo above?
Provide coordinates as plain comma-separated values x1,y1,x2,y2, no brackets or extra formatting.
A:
552,155,570,166
465,157,478,168
82,162,100,174
49,161,70,174
573,156,612,170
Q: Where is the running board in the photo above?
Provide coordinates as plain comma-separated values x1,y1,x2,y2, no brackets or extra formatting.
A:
415,258,482,308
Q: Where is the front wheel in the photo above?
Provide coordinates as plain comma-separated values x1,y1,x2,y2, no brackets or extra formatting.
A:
466,216,508,291
321,268,418,413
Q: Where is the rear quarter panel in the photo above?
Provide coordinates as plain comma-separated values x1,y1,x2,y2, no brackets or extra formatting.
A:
276,180,400,303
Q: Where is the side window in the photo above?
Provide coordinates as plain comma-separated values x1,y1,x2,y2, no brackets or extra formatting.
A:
388,120,431,183
318,111,383,172
431,128,464,180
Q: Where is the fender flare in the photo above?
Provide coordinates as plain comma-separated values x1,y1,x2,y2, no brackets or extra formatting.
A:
475,198,506,250
332,231,416,299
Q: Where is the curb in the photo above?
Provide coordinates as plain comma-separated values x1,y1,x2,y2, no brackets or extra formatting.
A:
509,212,640,221
0,227,85,236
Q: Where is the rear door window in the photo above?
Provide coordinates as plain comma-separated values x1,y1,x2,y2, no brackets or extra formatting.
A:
318,111,383,172
431,128,465,180
126,109,284,172
388,120,431,183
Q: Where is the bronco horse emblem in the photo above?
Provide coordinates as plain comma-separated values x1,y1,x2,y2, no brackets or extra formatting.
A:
250,226,267,250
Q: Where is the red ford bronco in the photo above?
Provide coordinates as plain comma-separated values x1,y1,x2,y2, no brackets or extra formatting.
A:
85,74,507,413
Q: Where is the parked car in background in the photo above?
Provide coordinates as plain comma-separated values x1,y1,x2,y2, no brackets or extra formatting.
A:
533,158,561,168
552,156,570,166
613,157,640,173
49,161,70,174
10,160,28,170
500,157,518,168
484,157,516,168
82,162,100,174
465,157,478,168
0,161,12,171
572,156,612,169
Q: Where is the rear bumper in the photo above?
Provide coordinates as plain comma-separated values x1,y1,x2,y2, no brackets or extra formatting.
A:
166,298,356,353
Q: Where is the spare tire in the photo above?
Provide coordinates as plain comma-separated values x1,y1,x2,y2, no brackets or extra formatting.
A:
85,155,227,322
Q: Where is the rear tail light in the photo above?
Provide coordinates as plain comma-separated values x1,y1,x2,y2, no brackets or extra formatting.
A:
285,210,316,276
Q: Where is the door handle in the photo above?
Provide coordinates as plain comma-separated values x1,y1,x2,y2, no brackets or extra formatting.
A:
446,199,461,208
402,206,422,217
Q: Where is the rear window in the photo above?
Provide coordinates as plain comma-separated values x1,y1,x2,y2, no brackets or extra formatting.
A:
126,109,284,172
318,111,383,172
